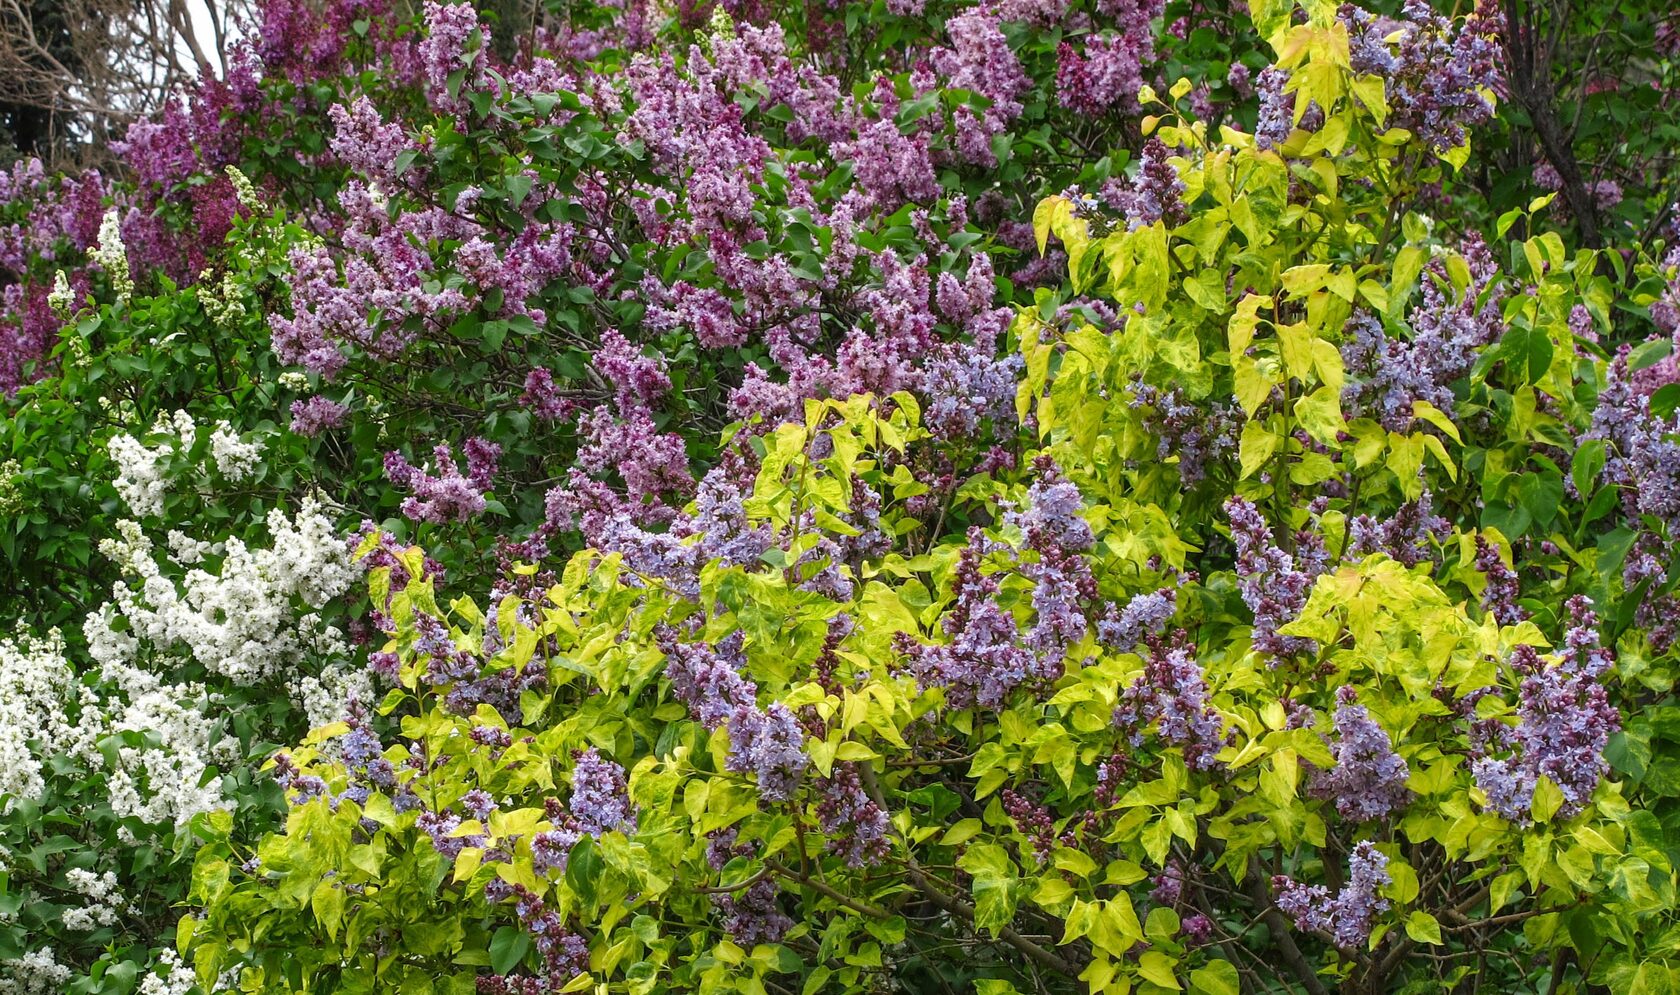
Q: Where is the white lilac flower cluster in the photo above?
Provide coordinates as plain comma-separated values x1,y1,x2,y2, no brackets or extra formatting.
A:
209,420,263,480
0,948,72,995
59,868,129,930
107,410,196,518
137,949,198,995
91,207,133,303
0,631,98,809
90,493,363,698
108,412,269,519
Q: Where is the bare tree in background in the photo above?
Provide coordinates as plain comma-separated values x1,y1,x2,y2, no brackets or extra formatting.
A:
0,0,252,165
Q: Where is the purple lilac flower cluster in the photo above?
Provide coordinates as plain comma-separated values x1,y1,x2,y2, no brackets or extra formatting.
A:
1097,587,1177,653
1255,66,1323,149
568,748,636,836
1274,841,1392,949
384,439,501,524
659,630,809,801
289,395,349,436
1588,347,1680,529
704,828,794,946
1346,491,1449,567
1055,19,1158,118
1471,597,1619,822
1012,458,1100,671
1340,0,1501,154
1225,496,1328,660
481,881,590,986
1113,632,1230,772
1308,687,1411,822
898,528,1039,709
813,763,891,866
1125,375,1240,484
1472,534,1526,625
1342,240,1505,433
1101,138,1188,229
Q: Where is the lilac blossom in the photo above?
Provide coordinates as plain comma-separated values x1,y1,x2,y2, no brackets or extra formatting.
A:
1473,534,1526,625
1346,491,1449,567
714,879,793,946
1340,0,1501,154
898,529,1038,709
1309,687,1411,822
1226,496,1327,659
814,763,891,866
1056,32,1153,117
1098,588,1177,653
569,748,636,836
661,630,758,730
288,395,348,436
1114,633,1230,772
1274,841,1392,949
1127,376,1239,484
1101,138,1187,229
1341,245,1506,432
724,702,809,802
1471,597,1619,822
1587,347,1680,528
384,439,500,524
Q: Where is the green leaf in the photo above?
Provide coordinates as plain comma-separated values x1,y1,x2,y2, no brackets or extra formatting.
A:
1531,776,1565,823
311,879,344,942
490,926,532,974
1238,419,1278,479
1404,911,1442,945
1190,960,1241,995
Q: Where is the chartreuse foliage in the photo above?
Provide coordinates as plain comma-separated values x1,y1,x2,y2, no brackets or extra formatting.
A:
189,387,1671,994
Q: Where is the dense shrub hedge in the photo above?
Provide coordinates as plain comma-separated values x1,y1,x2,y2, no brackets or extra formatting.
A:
0,0,1678,991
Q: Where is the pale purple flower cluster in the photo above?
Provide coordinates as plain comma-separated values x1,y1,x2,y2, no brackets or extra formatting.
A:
569,748,636,836
520,368,570,422
1471,597,1619,822
1274,842,1392,949
920,338,1024,441
1101,138,1187,229
725,703,809,803
1346,491,1448,567
289,395,348,436
384,438,501,524
1114,634,1230,772
1473,534,1526,625
1309,687,1411,822
271,185,477,378
899,528,1038,709
418,2,489,115
1342,243,1506,431
659,630,809,802
1098,588,1177,652
328,97,409,183
1127,376,1239,484
1056,31,1154,117
1340,0,1501,153
1587,347,1680,528
714,878,793,947
483,882,589,984
548,329,692,528
1226,496,1328,659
